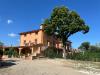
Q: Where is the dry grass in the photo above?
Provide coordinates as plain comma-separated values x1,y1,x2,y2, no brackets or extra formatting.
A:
61,59,100,74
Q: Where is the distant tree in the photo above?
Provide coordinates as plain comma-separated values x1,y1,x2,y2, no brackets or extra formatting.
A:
43,6,89,58
96,43,100,47
0,41,4,60
89,45,100,51
79,42,90,50
0,41,4,46
8,47,14,58
0,49,3,60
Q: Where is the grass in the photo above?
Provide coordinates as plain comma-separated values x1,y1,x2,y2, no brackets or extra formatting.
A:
72,60,100,74
60,59,100,74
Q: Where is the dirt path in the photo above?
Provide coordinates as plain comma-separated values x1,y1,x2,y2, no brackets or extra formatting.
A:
0,59,88,75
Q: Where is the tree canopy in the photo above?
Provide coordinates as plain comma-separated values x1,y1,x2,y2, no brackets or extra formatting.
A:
43,6,89,58
43,6,89,44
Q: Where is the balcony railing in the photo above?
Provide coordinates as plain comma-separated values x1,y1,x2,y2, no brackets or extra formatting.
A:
24,42,38,46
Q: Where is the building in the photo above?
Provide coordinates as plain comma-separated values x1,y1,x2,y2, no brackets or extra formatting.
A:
18,24,62,59
1,24,72,60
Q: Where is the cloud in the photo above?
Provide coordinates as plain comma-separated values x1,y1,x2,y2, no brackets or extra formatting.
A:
8,33,17,37
7,19,13,24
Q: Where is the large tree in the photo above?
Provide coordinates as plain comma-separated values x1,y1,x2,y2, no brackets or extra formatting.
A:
43,6,89,58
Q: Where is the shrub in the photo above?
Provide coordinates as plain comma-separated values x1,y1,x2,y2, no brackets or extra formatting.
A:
67,50,100,62
44,47,62,58
8,48,13,58
0,49,3,60
13,50,19,57
89,45,100,51
7,47,18,58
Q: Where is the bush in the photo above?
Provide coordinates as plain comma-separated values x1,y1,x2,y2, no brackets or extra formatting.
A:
0,49,3,60
44,47,62,58
67,50,100,62
7,47,18,58
89,45,100,51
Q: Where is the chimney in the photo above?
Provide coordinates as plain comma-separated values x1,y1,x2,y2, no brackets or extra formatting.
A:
40,24,44,29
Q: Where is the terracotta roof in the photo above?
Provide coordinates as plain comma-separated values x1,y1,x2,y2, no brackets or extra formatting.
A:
19,29,43,35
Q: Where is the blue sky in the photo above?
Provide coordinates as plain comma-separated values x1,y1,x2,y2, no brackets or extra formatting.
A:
0,0,100,48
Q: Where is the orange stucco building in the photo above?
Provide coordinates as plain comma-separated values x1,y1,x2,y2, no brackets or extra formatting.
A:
18,24,62,59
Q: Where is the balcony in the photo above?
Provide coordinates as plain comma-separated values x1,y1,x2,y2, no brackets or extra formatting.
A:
24,42,38,46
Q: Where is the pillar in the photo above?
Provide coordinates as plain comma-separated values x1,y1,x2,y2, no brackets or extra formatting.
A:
19,48,22,58
3,47,5,54
38,47,41,53
31,47,34,55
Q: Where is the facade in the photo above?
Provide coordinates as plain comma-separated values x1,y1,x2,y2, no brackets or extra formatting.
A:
18,25,62,59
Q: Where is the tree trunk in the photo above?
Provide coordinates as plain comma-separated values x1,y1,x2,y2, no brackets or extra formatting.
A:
62,45,66,59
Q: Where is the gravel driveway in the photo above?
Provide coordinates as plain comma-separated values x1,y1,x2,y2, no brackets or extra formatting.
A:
0,59,88,75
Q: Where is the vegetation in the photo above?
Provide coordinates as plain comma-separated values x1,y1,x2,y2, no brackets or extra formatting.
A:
67,42,100,62
43,6,89,58
78,42,100,51
0,41,4,46
67,50,100,62
89,45,100,51
78,42,90,50
0,41,4,60
7,47,18,58
44,47,62,58
0,49,3,60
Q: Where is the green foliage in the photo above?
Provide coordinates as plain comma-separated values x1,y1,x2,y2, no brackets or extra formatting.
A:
8,47,13,58
0,41,4,46
74,42,100,62
44,47,62,58
43,6,89,46
79,42,100,51
43,6,89,58
89,45,100,51
67,50,100,62
0,49,3,56
3,50,8,55
7,47,18,58
0,41,4,59
78,42,90,50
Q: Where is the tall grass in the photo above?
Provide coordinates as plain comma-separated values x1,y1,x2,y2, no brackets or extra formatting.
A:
67,50,100,62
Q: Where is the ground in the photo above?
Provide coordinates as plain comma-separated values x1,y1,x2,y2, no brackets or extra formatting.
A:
0,58,100,75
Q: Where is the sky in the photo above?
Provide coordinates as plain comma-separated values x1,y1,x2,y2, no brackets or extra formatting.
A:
0,0,100,48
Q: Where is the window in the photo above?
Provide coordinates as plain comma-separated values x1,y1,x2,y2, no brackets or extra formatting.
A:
29,41,31,46
29,40,31,43
30,43,33,46
35,32,38,35
30,33,32,35
24,34,26,37
25,43,29,46
24,40,26,44
35,39,37,44
24,40,26,46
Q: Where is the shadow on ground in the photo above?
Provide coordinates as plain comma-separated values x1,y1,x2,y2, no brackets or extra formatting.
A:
0,60,18,68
